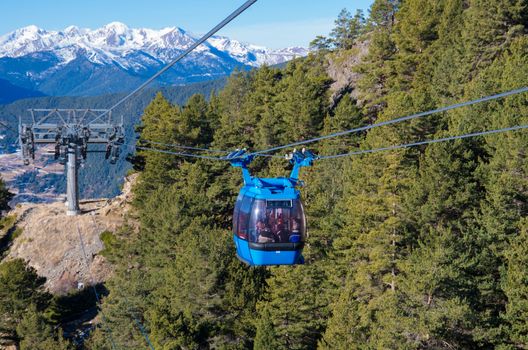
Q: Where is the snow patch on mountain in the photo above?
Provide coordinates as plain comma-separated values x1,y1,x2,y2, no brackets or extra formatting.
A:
0,23,308,68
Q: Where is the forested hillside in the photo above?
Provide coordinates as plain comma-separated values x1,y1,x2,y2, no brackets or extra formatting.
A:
2,0,528,349
87,0,528,348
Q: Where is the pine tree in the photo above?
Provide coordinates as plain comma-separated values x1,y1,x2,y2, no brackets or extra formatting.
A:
176,93,213,147
247,65,285,149
213,70,254,149
133,92,217,213
323,2,455,347
132,92,182,205
397,228,473,348
330,9,366,50
17,304,71,350
425,0,467,100
304,95,366,264
309,35,333,51
330,9,354,50
368,0,400,29
254,307,279,350
0,176,13,214
321,109,424,349
319,276,364,349
254,265,328,350
356,0,399,118
397,136,486,347
0,259,50,346
469,36,528,346
502,219,528,348
275,58,331,143
462,0,527,74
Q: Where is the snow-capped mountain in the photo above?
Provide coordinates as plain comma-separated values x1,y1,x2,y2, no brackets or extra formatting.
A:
0,23,308,98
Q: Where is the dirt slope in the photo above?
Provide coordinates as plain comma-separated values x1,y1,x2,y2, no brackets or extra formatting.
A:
4,174,137,294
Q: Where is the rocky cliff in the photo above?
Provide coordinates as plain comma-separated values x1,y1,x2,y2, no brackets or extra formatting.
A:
2,174,137,294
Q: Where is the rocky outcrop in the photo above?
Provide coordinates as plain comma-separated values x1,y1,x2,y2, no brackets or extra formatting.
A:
4,174,138,294
326,39,370,107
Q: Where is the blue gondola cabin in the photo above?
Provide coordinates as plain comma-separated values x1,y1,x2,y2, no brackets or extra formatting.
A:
227,149,315,266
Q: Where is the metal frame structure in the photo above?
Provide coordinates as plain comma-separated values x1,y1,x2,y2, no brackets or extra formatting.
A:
19,109,124,215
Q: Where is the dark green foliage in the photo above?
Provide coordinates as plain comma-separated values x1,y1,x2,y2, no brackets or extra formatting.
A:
0,259,49,345
253,308,279,350
99,231,117,258
76,1,528,349
310,8,368,52
330,9,366,50
502,219,528,347
0,215,16,234
356,0,399,118
17,304,71,350
319,0,528,348
309,36,333,52
0,259,69,348
368,0,400,29
255,266,329,350
0,176,13,213
0,215,17,258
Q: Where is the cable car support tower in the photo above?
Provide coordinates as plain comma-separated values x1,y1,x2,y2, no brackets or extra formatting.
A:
19,108,124,216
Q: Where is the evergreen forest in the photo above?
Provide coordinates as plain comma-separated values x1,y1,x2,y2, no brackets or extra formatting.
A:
2,0,528,349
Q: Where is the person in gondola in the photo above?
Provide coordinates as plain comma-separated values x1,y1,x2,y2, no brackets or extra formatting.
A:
275,218,290,243
289,218,301,243
256,219,275,243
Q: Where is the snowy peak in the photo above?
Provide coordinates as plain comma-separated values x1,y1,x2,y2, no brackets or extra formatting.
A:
103,21,129,32
0,23,308,67
18,25,45,35
0,23,309,98
1,25,51,57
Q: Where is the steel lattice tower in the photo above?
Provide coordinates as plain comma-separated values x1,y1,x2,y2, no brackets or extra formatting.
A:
19,109,124,215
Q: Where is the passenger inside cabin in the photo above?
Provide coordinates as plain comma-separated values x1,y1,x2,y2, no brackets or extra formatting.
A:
256,220,275,243
290,218,301,243
275,218,290,243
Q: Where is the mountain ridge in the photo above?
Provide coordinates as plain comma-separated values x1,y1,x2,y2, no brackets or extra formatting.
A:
0,22,308,97
0,78,45,104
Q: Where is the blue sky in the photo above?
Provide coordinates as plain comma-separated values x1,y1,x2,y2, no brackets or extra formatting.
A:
0,0,374,49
